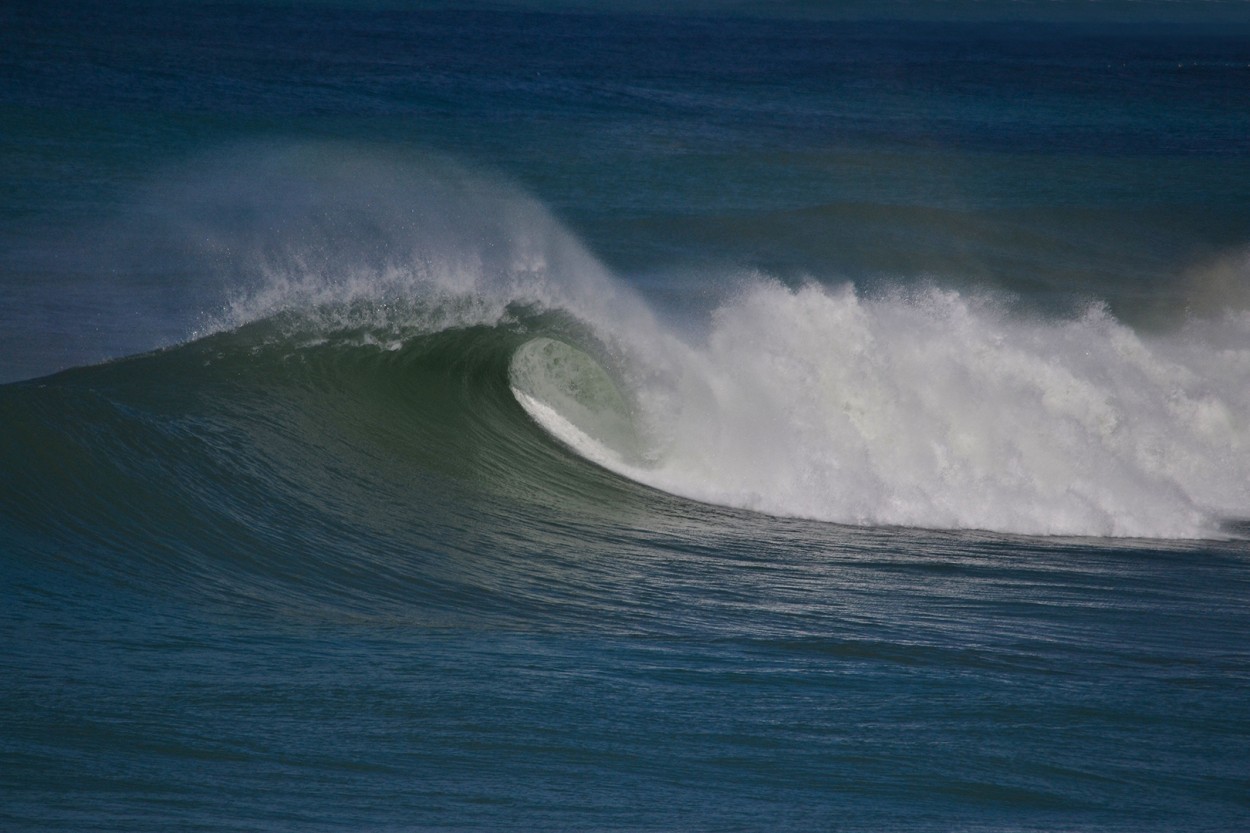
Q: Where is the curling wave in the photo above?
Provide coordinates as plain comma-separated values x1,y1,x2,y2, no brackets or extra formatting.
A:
5,142,1247,544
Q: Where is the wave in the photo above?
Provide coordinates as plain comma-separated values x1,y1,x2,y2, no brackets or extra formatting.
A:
4,142,1248,543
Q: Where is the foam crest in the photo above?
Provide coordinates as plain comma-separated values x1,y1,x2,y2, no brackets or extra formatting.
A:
176,141,655,342
595,283,1249,538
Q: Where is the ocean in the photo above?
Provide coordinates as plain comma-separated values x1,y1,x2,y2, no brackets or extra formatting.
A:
2,1,1249,830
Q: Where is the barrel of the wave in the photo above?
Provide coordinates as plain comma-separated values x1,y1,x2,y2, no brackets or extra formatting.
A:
508,336,648,471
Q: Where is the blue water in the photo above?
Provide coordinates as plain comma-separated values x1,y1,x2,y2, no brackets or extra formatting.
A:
3,2,1250,830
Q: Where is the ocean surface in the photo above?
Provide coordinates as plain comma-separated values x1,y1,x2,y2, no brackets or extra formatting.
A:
3,1,1250,830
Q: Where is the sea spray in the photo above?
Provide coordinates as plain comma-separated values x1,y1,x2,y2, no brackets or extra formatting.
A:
139,142,662,347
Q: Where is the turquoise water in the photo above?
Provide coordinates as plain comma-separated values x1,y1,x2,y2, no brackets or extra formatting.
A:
3,2,1249,830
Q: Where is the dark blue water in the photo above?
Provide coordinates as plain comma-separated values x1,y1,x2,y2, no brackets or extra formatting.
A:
3,2,1249,830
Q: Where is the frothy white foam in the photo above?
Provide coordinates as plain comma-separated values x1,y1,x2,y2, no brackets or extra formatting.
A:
523,281,1249,539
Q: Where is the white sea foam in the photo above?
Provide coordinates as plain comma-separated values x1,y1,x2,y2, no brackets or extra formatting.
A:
518,280,1250,539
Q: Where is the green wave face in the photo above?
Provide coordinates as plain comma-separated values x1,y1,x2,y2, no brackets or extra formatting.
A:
0,309,691,625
